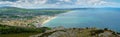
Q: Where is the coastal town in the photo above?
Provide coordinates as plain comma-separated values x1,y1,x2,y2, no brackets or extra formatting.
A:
0,15,54,27
0,7,69,27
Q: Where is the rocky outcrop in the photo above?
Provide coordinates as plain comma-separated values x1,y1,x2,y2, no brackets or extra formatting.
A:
30,27,120,37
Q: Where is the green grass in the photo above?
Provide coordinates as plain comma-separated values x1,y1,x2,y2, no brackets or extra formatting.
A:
0,33,39,37
0,24,51,34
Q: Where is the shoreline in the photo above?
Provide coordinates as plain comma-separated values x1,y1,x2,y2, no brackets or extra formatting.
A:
41,11,71,26
40,12,70,27
41,16,56,26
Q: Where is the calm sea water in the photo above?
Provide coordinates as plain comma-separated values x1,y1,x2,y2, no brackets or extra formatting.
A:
43,8,120,32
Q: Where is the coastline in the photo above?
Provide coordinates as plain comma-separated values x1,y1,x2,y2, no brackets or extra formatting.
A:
41,16,56,26
40,11,71,26
40,11,70,27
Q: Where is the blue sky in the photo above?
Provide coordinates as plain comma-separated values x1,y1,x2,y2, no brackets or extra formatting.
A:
0,0,120,8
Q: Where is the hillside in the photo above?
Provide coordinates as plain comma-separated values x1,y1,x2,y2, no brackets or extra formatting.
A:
30,27,120,37
0,25,51,34
0,24,51,37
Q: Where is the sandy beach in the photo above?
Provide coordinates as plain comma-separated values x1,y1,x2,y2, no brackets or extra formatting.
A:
41,16,56,25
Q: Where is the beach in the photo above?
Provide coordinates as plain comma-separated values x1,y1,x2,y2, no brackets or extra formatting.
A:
41,16,56,25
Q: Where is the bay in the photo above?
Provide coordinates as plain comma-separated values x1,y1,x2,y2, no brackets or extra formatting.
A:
43,8,120,32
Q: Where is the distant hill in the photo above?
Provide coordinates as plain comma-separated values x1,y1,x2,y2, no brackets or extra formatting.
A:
1,6,120,10
0,7,69,15
0,6,93,10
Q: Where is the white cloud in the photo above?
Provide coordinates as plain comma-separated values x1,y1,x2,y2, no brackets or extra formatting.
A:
59,0,71,2
75,0,119,6
64,0,71,2
0,0,48,8
0,0,120,8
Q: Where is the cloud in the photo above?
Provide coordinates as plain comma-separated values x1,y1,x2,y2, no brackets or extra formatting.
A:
59,0,71,2
76,0,119,6
0,0,120,8
0,0,49,8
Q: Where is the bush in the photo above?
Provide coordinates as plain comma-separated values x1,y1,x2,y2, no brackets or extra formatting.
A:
90,30,104,36
0,24,51,34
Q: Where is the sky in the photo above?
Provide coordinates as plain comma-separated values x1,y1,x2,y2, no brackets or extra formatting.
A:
0,0,120,9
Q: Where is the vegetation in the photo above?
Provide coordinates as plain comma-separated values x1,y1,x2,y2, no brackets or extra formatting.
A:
0,24,51,34
0,24,51,37
0,33,39,37
31,28,120,37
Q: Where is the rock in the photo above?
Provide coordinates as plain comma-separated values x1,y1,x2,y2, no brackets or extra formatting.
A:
30,28,120,37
